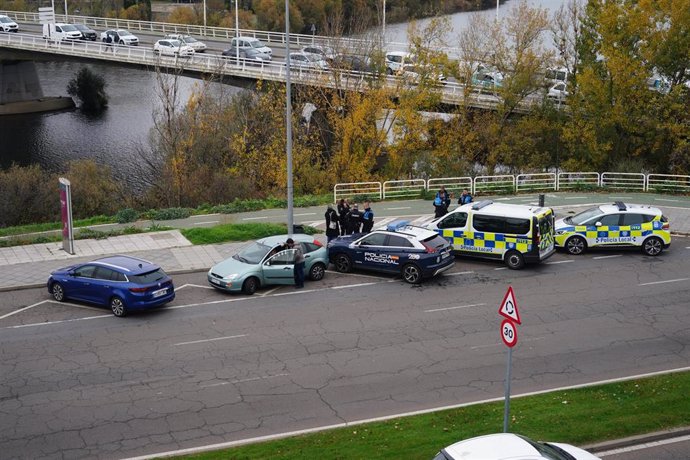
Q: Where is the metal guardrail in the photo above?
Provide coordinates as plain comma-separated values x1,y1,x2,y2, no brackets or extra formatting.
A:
601,172,646,191
473,175,516,195
557,172,600,190
426,176,472,194
646,174,690,192
333,182,381,202
383,179,425,199
516,173,556,192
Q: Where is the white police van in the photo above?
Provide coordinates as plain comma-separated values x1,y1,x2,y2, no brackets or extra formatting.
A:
426,200,556,269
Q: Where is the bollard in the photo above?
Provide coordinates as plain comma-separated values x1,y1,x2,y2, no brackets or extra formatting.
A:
538,194,545,207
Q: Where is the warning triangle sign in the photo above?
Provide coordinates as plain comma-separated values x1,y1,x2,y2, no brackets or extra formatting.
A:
498,286,521,324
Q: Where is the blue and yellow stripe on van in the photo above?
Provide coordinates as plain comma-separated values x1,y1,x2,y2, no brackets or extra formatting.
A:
439,229,532,254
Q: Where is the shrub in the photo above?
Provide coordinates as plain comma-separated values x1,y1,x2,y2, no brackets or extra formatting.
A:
115,208,139,224
147,207,193,220
66,67,109,113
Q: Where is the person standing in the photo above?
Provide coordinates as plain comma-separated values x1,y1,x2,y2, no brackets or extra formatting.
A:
325,204,340,242
337,198,349,236
440,186,451,212
361,201,374,233
286,238,305,289
458,188,473,205
348,203,362,234
433,188,448,218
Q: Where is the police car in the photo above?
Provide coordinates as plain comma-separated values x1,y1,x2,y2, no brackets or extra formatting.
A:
327,221,454,284
555,202,670,256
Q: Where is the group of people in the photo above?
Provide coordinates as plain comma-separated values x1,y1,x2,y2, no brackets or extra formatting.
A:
325,199,375,241
433,187,473,218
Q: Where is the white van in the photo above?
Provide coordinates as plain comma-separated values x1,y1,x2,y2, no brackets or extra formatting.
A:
230,36,272,56
43,23,82,42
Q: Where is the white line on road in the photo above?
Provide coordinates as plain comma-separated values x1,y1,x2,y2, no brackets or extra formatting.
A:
332,282,379,289
546,260,574,265
258,286,281,297
242,216,268,220
193,221,219,225
564,196,586,199
192,213,221,217
386,206,411,210
424,303,486,313
639,278,689,286
173,334,247,346
123,365,690,460
609,196,632,199
176,283,214,291
200,373,290,389
325,270,388,280
686,246,690,249
654,198,680,202
444,271,475,277
9,314,112,328
592,255,622,260
470,336,546,350
598,434,690,457
294,212,317,216
494,267,507,271
495,197,512,201
0,300,50,320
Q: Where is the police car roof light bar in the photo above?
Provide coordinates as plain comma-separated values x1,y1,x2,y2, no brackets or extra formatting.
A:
472,200,494,211
387,220,410,232
614,201,627,211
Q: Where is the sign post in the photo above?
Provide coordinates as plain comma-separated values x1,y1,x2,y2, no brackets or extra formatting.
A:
59,178,75,255
498,286,520,433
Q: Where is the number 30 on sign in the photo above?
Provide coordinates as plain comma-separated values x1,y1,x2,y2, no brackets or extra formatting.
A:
500,319,518,347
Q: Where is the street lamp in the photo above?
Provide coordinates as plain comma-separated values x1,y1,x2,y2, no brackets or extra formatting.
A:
203,0,206,29
285,0,294,236
235,0,239,63
382,0,386,42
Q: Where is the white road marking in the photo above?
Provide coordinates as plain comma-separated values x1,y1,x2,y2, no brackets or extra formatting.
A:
294,212,316,216
373,217,396,229
598,434,690,457
495,197,512,201
332,282,379,289
325,270,388,280
176,283,214,291
200,373,290,389
242,216,267,220
258,286,281,297
444,271,475,277
386,206,411,210
639,278,689,286
494,267,507,271
192,213,221,217
470,336,546,350
173,334,247,346
193,221,219,225
8,314,112,328
609,196,632,199
654,198,680,202
592,255,622,260
546,260,574,265
564,196,586,199
121,365,690,460
686,246,690,249
424,303,485,313
0,300,50,320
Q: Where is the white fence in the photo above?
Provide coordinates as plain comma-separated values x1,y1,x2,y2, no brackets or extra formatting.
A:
333,172,690,201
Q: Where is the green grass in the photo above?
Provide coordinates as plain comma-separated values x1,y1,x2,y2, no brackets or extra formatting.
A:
180,223,318,245
0,215,114,238
178,371,690,459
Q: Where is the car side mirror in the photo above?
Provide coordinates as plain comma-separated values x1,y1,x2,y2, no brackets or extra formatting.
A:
595,221,602,227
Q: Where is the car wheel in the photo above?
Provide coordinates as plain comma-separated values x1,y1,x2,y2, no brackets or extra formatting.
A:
565,235,587,255
505,250,525,270
308,262,326,281
333,254,352,273
642,236,663,256
119,40,124,45
51,282,66,302
110,296,127,317
402,263,422,284
242,277,259,295
386,68,393,75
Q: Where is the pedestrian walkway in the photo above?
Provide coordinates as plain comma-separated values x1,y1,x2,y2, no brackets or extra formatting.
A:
3,197,690,291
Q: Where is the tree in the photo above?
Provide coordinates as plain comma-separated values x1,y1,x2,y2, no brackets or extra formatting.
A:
66,67,109,114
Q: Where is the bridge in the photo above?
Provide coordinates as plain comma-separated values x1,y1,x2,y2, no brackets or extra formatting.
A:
0,10,535,114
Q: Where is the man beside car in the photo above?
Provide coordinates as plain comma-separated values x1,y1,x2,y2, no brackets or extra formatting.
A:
286,238,305,289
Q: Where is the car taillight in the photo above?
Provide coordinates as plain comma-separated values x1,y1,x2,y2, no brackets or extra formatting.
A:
422,242,436,253
662,222,669,230
313,239,323,247
129,287,148,293
535,230,540,245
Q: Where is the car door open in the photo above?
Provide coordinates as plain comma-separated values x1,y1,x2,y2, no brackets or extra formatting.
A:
262,249,297,285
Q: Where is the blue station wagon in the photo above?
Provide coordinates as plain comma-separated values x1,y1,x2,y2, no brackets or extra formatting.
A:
47,255,175,317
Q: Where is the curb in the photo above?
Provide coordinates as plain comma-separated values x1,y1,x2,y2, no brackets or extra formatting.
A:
585,426,690,453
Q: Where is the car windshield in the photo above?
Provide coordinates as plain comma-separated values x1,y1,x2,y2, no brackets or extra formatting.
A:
62,25,77,32
168,40,182,47
423,234,449,249
118,29,131,36
183,36,198,43
0,17,13,23
566,206,604,225
250,40,266,49
233,241,272,264
75,24,87,30
128,268,167,284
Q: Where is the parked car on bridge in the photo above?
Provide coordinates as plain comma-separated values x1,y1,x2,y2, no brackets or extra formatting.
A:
301,45,336,62
230,36,272,56
221,45,272,64
332,53,373,72
164,34,207,53
73,23,97,41
433,433,601,460
47,255,176,317
43,23,82,42
385,51,414,75
288,51,329,70
208,234,327,295
153,39,195,57
101,29,139,46
548,81,569,101
0,14,19,32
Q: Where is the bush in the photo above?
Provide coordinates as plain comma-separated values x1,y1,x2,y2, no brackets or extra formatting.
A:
115,208,139,223
66,67,108,113
146,207,193,220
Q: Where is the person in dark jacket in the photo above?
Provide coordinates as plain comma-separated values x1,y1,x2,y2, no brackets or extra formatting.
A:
458,188,473,205
348,203,362,234
433,188,449,218
361,201,374,233
337,198,349,236
325,204,340,242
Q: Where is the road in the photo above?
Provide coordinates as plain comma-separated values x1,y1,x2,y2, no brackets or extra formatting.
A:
1,241,690,459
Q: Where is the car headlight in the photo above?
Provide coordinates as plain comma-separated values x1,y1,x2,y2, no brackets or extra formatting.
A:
555,230,565,235
223,274,239,281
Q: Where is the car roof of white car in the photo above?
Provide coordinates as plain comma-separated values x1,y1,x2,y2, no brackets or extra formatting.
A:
442,433,545,459
451,201,551,219
386,50,412,57
597,203,662,215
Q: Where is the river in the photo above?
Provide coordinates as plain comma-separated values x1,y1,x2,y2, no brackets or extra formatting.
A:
0,0,567,188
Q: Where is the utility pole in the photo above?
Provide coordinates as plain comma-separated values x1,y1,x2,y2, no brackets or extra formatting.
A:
285,0,294,236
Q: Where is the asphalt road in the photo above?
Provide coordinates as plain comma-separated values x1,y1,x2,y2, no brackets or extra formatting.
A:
2,242,690,459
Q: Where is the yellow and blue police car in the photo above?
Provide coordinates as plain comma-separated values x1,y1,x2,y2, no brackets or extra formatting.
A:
427,200,556,270
554,202,670,256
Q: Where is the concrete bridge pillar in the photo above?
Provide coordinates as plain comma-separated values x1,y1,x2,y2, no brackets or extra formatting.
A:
0,60,74,115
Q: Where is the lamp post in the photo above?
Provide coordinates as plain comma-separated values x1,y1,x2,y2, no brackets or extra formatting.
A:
285,0,294,236
235,0,239,62
382,0,386,42
496,0,499,19
203,0,206,29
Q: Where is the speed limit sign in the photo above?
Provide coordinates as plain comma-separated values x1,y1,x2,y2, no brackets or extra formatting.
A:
500,319,518,347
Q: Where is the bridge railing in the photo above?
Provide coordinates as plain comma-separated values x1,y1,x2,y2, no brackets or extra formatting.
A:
473,175,515,195
557,172,600,190
516,173,556,192
426,177,472,194
600,172,646,191
646,174,690,193
333,182,382,202
383,179,425,199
